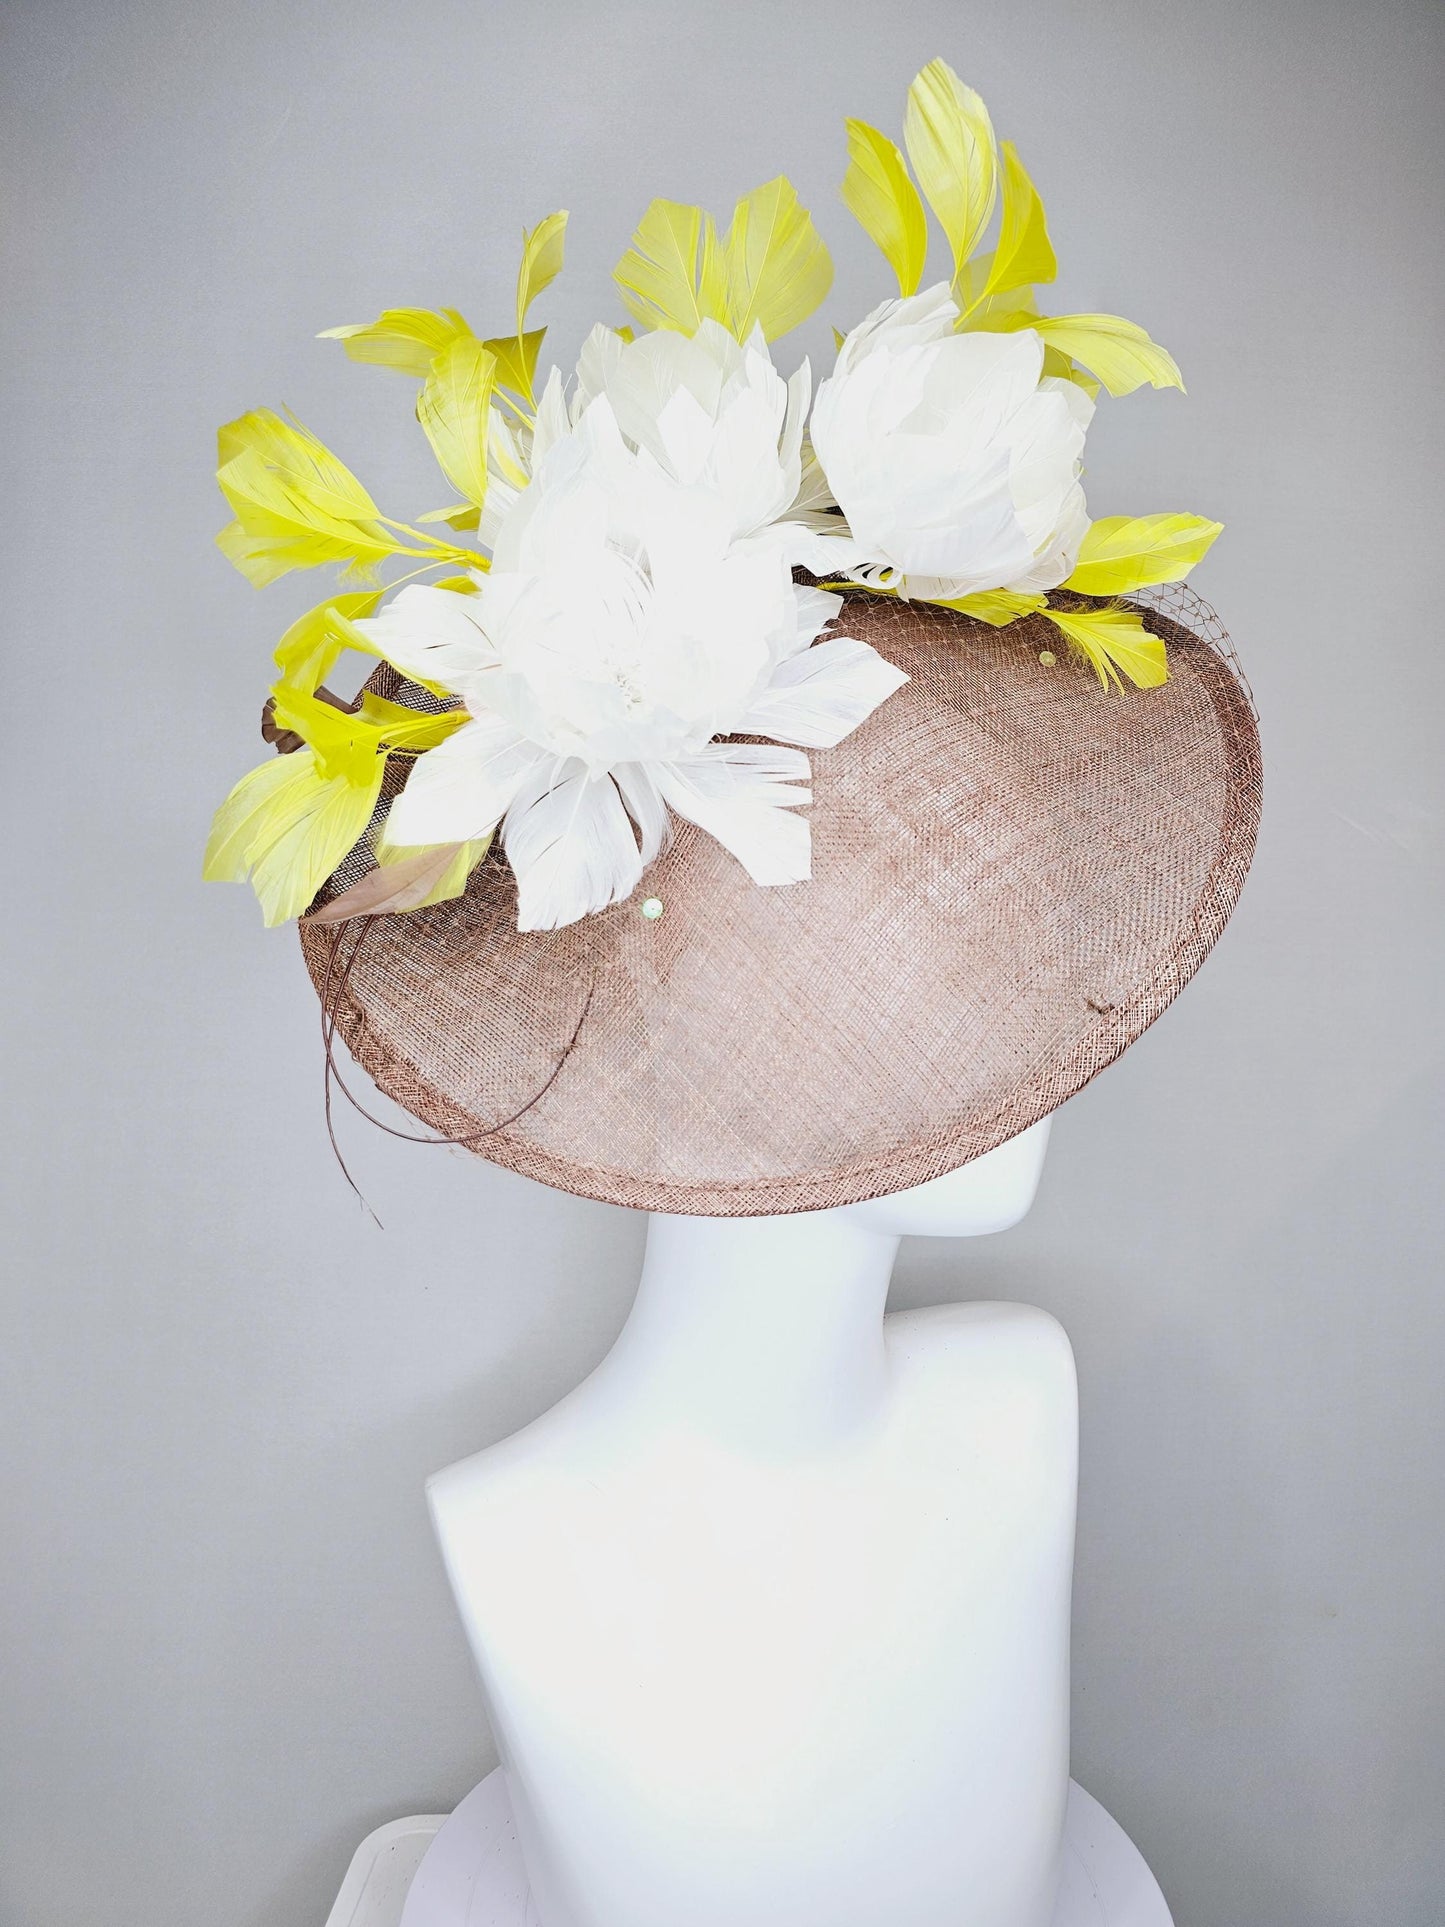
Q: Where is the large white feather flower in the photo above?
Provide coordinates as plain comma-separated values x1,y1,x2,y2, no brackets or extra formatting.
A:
359,399,907,931
481,318,815,556
807,284,1094,601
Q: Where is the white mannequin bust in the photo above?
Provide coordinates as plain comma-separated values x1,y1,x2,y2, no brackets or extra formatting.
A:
427,1117,1073,1927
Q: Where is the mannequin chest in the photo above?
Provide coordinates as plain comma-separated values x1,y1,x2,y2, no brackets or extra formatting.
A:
430,1301,1076,1764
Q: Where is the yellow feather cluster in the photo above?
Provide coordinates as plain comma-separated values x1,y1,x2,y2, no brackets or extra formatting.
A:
207,58,1224,928
835,58,1220,685
205,213,575,924
612,178,832,343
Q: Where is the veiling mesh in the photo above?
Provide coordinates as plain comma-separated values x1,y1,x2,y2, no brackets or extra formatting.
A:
300,589,1262,1215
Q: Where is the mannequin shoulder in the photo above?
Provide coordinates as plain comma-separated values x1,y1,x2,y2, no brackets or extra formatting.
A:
427,1396,587,1544
879,1302,1076,1539
885,1300,1076,1411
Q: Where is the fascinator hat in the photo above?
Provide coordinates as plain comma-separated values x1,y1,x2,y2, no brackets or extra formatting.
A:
206,60,1260,1214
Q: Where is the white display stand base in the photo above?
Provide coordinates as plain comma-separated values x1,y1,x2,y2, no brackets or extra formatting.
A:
326,1769,1172,1927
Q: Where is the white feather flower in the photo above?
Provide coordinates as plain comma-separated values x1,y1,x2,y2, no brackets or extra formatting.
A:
479,319,817,562
807,284,1094,601
539,318,813,542
359,399,907,931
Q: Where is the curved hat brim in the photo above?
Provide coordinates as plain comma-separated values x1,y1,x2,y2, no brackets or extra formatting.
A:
301,586,1260,1216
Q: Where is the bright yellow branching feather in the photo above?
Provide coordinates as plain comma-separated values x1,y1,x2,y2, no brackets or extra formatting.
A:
206,753,315,884
1028,314,1183,396
903,59,998,289
417,335,497,518
975,141,1056,305
955,273,1041,333
841,120,928,297
1048,349,1100,400
271,591,382,695
1065,514,1222,596
615,182,831,343
722,177,833,342
504,212,567,407
614,199,729,336
1043,605,1170,691
268,685,464,782
318,308,474,376
203,750,387,927
484,329,546,402
352,691,467,756
932,587,1049,626
216,410,400,588
516,212,568,342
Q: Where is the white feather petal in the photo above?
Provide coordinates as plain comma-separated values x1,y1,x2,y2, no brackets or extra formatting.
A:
503,760,644,931
739,636,908,747
612,762,673,865
654,745,812,887
786,584,846,653
529,366,571,468
572,323,627,418
811,296,1089,597
780,359,811,481
774,525,877,579
385,717,543,847
354,584,498,690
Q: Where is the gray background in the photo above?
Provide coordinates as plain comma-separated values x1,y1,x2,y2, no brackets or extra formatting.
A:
2,1,1441,1922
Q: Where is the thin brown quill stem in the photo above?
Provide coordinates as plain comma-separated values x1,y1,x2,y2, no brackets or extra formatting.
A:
318,919,597,1212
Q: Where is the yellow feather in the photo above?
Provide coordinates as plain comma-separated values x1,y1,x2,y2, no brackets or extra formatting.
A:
956,274,1039,329
613,199,729,335
205,753,313,883
216,409,398,587
841,120,928,297
268,684,463,782
416,335,496,514
972,141,1056,308
271,591,382,695
722,176,833,343
316,609,454,703
1063,363,1103,400
1030,314,1183,396
352,692,466,757
903,59,998,285
217,409,380,522
516,212,568,341
1043,605,1171,690
318,308,473,376
929,587,1047,626
204,750,386,926
483,328,545,400
1065,515,1222,596
415,503,481,530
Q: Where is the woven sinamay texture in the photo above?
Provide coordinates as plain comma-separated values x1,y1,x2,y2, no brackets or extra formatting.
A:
299,586,1262,1215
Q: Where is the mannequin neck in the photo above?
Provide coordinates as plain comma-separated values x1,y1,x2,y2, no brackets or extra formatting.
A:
594,1211,900,1453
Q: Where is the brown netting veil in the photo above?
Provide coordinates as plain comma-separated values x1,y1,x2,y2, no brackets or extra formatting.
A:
299,587,1261,1216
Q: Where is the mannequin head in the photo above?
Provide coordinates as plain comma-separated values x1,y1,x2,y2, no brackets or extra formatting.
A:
839,1119,1052,1239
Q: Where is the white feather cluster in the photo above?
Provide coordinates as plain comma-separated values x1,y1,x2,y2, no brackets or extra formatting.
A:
808,286,1093,601
366,297,1093,929
362,329,906,931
